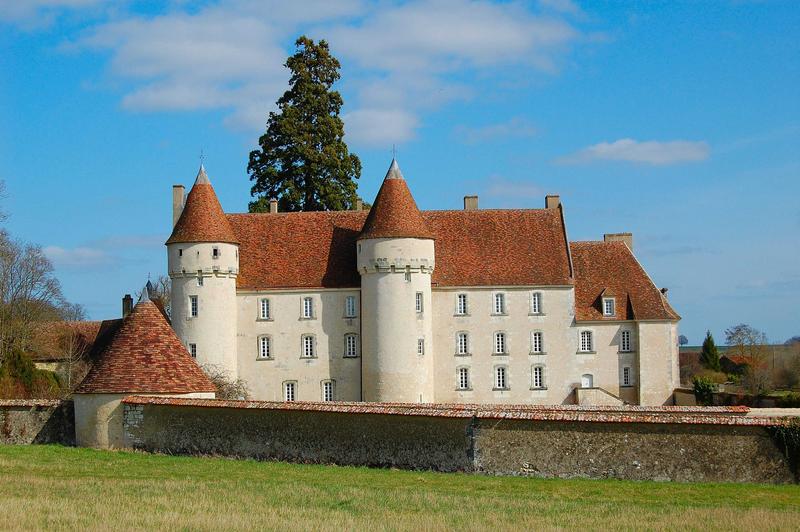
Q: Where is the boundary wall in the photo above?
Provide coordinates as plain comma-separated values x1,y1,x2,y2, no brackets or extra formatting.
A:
122,397,799,483
0,399,75,445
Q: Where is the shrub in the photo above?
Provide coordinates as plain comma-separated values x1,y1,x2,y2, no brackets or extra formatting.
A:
0,348,63,399
776,392,800,408
694,369,727,384
693,376,716,406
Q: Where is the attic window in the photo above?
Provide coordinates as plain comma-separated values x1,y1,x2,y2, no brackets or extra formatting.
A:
602,298,616,317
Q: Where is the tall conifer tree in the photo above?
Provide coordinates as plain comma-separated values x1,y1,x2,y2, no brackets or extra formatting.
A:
248,36,361,212
700,330,721,371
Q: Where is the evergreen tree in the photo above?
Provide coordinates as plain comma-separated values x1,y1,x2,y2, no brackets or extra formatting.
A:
248,36,361,212
700,330,721,371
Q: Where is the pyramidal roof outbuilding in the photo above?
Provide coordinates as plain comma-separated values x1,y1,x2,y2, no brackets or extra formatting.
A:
166,165,239,245
359,159,434,240
76,285,216,394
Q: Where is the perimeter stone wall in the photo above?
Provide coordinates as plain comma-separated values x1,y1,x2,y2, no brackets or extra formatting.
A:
0,400,75,445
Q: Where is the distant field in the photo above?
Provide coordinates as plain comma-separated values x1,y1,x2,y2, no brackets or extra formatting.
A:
1,446,799,531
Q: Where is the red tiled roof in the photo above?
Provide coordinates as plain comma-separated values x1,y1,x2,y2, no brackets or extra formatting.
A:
571,241,679,321
76,300,216,394
358,162,433,240
166,169,238,245
229,207,572,289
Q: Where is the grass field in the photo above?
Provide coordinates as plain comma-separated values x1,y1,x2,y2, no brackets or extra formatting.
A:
1,446,799,531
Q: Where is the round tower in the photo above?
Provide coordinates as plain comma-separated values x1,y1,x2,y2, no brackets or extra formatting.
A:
166,165,239,378
358,159,435,403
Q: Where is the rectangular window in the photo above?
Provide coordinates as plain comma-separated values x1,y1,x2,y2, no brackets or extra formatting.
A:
531,332,543,354
495,366,507,389
212,247,220,259
259,298,271,320
345,296,357,318
456,332,469,355
532,366,544,389
603,298,615,316
258,336,271,359
302,335,315,358
197,271,203,287
415,292,423,313
494,293,506,314
188,343,197,358
345,334,358,357
580,330,594,352
494,332,507,354
621,330,632,352
531,292,542,314
457,367,470,390
322,381,334,402
302,297,314,319
189,296,198,317
404,269,411,282
284,382,296,402
417,338,425,356
623,366,632,386
456,293,468,315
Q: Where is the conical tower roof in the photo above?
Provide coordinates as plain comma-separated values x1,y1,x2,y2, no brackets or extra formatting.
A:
359,159,433,240
166,165,239,245
76,287,216,394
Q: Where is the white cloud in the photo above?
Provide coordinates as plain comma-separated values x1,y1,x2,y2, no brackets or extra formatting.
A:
484,175,543,199
342,108,419,146
455,117,537,144
0,0,107,29
43,245,114,268
559,138,710,165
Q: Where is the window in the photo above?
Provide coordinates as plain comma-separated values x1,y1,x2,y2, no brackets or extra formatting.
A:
620,330,632,352
197,271,203,286
457,367,470,390
302,297,314,319
494,332,507,354
623,366,632,386
579,330,594,352
189,295,198,317
415,292,424,313
456,332,469,355
344,334,358,358
257,336,271,359
531,292,542,314
581,374,594,388
322,380,335,402
283,381,296,402
532,366,544,389
188,343,197,358
494,366,508,390
178,249,183,257
404,268,411,282
212,246,220,259
345,296,357,318
603,298,615,317
301,335,316,358
259,298,271,320
531,331,543,354
494,293,506,314
456,293,468,315
417,338,425,356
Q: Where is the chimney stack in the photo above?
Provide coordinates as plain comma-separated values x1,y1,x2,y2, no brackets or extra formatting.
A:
463,195,479,210
355,199,363,211
545,195,560,209
172,185,185,227
122,294,133,318
269,199,278,214
604,232,633,251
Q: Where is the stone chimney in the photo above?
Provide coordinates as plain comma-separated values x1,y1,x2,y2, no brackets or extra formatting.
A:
172,185,185,227
269,199,278,214
355,199,363,211
604,232,633,251
463,195,479,210
122,294,133,318
545,195,560,209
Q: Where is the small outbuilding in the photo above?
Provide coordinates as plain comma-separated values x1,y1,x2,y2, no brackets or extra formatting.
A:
73,286,216,448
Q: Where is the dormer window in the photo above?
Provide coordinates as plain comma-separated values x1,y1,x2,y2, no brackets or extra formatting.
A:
602,297,616,317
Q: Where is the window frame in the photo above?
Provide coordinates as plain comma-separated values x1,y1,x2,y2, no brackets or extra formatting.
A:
188,343,197,358
344,295,357,318
531,331,544,354
258,298,272,320
301,334,316,358
622,366,632,387
530,292,543,315
602,297,616,317
415,292,424,313
455,293,468,316
620,329,632,353
456,366,471,391
494,366,509,390
283,381,297,402
302,296,314,319
417,337,425,356
494,331,507,355
197,271,204,287
321,380,335,402
493,292,507,315
212,246,220,259
579,330,594,353
456,331,470,356
344,333,359,358
257,335,272,360
531,365,545,389
189,295,198,318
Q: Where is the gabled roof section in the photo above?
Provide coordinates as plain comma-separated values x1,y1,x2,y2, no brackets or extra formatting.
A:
166,165,239,245
76,299,216,394
358,159,433,240
571,241,680,321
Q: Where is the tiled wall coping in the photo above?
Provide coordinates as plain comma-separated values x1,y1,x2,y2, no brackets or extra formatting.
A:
121,396,795,426
0,399,63,408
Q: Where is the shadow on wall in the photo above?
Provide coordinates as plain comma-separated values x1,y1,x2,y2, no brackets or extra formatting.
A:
0,400,75,445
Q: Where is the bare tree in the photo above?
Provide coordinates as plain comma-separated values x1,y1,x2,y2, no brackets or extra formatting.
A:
725,324,771,396
55,303,91,393
200,364,249,400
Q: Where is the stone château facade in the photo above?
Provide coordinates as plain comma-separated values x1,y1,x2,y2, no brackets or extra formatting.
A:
166,160,680,406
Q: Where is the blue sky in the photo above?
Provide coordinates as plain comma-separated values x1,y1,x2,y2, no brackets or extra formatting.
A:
1,1,798,345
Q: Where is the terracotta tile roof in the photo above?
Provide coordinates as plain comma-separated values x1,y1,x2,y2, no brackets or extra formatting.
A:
358,160,434,240
229,207,572,289
166,166,238,245
571,241,680,321
76,300,216,394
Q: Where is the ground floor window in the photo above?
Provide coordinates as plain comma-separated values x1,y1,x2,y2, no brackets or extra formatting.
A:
283,381,297,402
532,366,544,389
494,366,508,390
322,380,335,402
457,367,470,390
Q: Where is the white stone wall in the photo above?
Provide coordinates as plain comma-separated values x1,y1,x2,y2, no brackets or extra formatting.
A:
637,321,679,405
235,289,362,402
168,242,239,378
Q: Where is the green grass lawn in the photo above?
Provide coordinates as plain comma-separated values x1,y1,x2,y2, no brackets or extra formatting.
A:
1,446,798,531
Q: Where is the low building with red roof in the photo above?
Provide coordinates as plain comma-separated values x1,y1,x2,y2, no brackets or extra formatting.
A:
165,160,680,407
